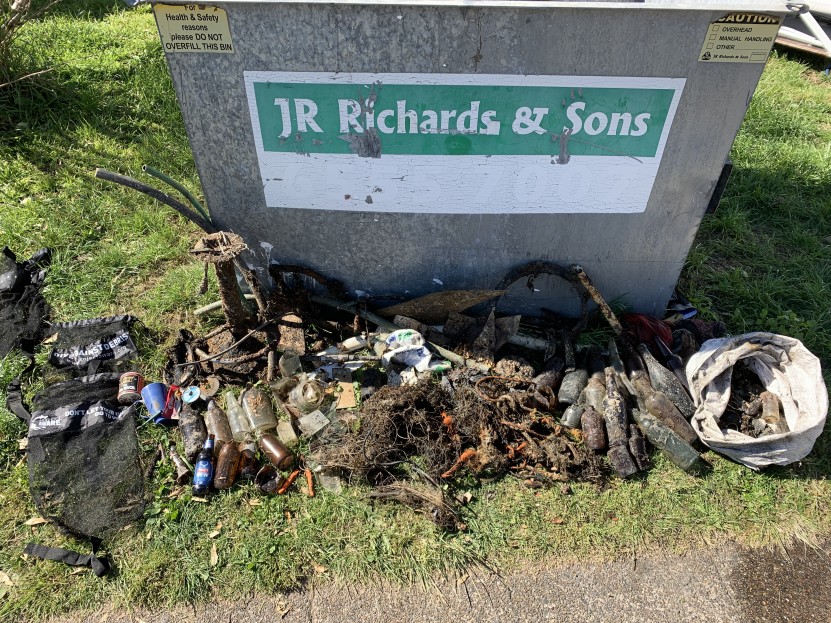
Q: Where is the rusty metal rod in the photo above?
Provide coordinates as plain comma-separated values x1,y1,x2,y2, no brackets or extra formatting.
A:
571,265,624,336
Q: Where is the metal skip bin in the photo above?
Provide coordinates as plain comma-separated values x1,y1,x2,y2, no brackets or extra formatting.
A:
150,0,788,315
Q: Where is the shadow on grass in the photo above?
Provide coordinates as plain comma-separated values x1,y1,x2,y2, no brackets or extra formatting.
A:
33,0,130,20
0,37,185,171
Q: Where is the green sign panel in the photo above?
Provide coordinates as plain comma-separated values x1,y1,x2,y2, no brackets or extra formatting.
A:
249,75,678,158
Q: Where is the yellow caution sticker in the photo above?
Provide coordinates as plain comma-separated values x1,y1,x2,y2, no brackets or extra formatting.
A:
154,4,234,54
699,13,782,63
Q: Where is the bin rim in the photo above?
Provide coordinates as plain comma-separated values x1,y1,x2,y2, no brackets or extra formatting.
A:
144,0,789,13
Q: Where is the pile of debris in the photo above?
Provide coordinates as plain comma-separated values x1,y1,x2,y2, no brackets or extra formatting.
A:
146,242,739,527
3,168,825,576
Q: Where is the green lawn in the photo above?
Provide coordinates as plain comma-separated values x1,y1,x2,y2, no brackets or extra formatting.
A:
0,3,829,621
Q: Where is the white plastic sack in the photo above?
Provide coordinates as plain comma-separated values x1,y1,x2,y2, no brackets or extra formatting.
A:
686,332,828,469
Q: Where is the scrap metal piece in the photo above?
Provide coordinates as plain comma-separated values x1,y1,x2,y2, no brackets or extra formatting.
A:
496,261,590,338
191,232,250,334
377,290,506,324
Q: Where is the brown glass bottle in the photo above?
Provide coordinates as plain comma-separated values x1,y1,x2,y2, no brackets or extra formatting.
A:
213,440,242,490
631,371,697,444
238,437,259,480
204,400,233,455
258,433,295,470
580,406,607,452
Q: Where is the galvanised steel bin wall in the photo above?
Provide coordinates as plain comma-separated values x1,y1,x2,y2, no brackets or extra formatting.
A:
150,0,788,315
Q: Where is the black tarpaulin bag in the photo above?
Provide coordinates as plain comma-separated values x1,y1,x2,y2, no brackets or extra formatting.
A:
7,316,146,576
45,315,139,379
25,375,146,576
0,246,51,358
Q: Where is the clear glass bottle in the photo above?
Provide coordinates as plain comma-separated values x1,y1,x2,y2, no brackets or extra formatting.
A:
631,408,703,474
224,391,251,441
288,375,325,414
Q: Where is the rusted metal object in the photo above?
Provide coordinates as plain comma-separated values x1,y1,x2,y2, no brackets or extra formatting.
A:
571,264,623,336
168,443,192,485
378,290,506,325
190,232,250,335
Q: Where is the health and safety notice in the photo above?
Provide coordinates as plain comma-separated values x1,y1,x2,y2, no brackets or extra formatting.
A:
154,4,234,54
699,13,782,63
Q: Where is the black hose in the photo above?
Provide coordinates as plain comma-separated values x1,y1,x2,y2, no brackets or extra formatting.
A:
94,168,216,234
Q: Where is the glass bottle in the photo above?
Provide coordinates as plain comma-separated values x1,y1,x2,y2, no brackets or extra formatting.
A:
242,386,278,433
178,403,207,461
192,435,215,495
204,400,233,454
224,391,251,442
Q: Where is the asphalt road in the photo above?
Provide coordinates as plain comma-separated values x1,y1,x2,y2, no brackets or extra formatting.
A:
51,541,831,623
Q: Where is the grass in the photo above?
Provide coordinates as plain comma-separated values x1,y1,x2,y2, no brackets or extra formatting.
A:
0,3,830,621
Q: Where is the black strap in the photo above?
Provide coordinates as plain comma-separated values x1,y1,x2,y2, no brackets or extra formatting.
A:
6,376,30,423
24,539,110,577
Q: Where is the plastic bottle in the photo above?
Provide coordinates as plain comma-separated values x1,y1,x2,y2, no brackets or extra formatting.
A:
178,403,207,461
242,386,279,433
204,400,233,453
192,435,215,494
213,440,241,490
224,391,252,441
631,371,697,444
631,408,704,474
